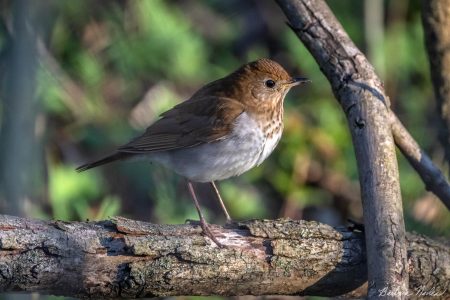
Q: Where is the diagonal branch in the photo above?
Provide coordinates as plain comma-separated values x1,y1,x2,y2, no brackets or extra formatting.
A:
0,215,448,298
276,0,409,297
390,112,450,209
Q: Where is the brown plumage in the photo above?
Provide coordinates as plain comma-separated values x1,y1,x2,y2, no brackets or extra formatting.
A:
77,58,309,246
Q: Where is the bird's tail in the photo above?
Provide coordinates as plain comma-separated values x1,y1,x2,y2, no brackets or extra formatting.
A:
76,152,129,172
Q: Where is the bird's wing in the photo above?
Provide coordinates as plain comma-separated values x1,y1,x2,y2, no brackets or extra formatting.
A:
117,96,245,153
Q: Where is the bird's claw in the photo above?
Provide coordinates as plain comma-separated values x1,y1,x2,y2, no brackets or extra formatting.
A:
186,218,225,248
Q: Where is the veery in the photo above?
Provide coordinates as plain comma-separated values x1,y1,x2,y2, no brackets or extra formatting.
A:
77,58,309,246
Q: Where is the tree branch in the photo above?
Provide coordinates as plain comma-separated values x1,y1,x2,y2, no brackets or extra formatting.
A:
0,215,448,299
390,112,450,210
422,0,450,167
276,0,409,297
0,0,39,215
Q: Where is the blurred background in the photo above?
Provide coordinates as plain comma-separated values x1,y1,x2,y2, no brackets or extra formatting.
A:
0,0,449,298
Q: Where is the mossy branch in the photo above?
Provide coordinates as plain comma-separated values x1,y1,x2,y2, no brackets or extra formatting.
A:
0,215,448,299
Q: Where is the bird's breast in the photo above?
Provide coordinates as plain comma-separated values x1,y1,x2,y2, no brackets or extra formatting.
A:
255,121,283,166
149,112,282,182
220,111,283,169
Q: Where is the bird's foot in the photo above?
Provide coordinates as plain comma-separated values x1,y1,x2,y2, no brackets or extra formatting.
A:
186,219,224,248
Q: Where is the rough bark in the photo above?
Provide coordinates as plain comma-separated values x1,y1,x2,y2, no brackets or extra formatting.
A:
0,215,449,299
422,0,450,167
276,0,408,298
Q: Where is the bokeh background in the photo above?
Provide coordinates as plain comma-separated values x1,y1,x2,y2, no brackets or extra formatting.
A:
0,0,449,298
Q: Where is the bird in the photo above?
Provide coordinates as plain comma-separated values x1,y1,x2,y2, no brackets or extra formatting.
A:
77,58,309,246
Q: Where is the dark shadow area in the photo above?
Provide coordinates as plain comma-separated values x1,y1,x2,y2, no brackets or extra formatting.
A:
300,230,367,297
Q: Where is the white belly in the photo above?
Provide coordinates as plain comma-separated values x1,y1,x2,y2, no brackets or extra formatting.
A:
256,129,283,166
150,112,281,182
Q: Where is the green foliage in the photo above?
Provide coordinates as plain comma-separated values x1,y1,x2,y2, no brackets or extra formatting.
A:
37,68,69,116
151,168,198,224
220,181,267,219
108,0,209,82
49,165,120,220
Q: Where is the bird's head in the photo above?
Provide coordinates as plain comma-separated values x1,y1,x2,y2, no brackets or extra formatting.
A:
231,58,310,108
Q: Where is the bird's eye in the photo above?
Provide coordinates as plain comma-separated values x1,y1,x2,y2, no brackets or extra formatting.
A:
265,79,276,88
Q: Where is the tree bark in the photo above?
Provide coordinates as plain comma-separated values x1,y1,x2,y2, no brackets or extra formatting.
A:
422,0,450,167
0,215,448,299
276,0,408,298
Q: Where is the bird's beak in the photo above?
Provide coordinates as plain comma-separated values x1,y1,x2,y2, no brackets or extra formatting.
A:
287,77,311,87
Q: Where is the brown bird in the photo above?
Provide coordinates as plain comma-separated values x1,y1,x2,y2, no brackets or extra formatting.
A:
77,58,309,246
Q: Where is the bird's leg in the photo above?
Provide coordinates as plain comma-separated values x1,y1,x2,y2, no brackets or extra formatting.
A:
187,181,223,247
209,181,233,224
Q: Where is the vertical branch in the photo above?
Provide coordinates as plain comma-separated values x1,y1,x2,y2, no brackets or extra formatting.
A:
422,0,450,168
0,0,39,215
275,0,408,298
